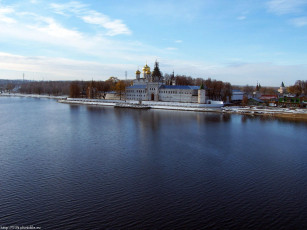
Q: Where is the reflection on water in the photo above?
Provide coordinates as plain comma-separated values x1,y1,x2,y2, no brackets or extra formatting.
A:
240,113,307,125
1,97,307,229
69,104,80,111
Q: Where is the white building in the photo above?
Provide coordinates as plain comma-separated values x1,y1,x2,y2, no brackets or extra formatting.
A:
126,63,206,104
278,82,287,94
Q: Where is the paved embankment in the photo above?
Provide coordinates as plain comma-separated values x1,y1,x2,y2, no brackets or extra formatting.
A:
58,98,223,112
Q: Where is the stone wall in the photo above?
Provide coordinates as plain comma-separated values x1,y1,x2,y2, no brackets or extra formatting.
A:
105,93,120,100
127,86,201,103
198,89,206,104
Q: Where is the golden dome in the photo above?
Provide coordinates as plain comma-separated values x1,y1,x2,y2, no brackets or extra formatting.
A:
146,70,151,74
136,70,141,74
142,64,150,72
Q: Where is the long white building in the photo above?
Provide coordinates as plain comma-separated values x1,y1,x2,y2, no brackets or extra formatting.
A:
126,63,207,104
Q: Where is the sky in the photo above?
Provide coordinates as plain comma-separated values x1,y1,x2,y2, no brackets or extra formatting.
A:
0,0,307,86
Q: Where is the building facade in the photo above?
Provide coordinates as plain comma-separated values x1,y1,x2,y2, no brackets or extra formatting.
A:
278,82,287,94
231,89,245,101
126,63,206,103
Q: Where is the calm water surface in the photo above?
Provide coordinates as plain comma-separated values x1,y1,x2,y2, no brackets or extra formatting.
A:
1,97,307,229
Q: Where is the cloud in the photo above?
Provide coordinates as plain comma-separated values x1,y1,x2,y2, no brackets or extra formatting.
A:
0,9,139,61
0,1,305,86
0,7,15,14
210,62,307,86
0,3,133,59
289,16,307,27
31,15,89,43
126,0,206,22
81,11,131,36
50,1,131,36
166,47,177,50
160,58,307,86
237,16,246,20
266,0,307,15
0,13,96,52
49,1,86,15
0,52,136,80
0,6,16,23
1,51,306,86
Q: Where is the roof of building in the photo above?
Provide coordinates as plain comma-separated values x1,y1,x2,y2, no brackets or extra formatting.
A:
259,95,278,99
127,84,204,90
249,98,264,103
160,85,202,90
126,85,147,89
142,64,150,72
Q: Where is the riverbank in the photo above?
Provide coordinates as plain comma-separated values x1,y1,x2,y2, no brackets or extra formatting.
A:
58,98,224,112
58,98,307,120
0,92,67,99
222,106,307,120
2,93,307,120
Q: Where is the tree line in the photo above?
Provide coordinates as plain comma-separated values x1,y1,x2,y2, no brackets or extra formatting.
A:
0,79,22,93
237,80,307,97
70,74,233,102
236,84,277,96
163,74,233,101
1,75,233,102
3,77,305,101
19,81,71,95
69,77,131,99
287,80,307,96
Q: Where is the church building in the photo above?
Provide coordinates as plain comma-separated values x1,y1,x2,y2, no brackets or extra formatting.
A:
126,62,207,104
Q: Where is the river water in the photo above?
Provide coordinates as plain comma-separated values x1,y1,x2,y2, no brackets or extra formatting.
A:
1,97,307,229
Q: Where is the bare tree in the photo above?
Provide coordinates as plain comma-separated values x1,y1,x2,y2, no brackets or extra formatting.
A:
69,81,81,98
288,80,307,96
113,80,126,100
243,85,254,96
260,87,277,95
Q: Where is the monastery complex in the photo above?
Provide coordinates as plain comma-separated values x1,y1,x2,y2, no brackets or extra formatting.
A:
126,63,207,104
